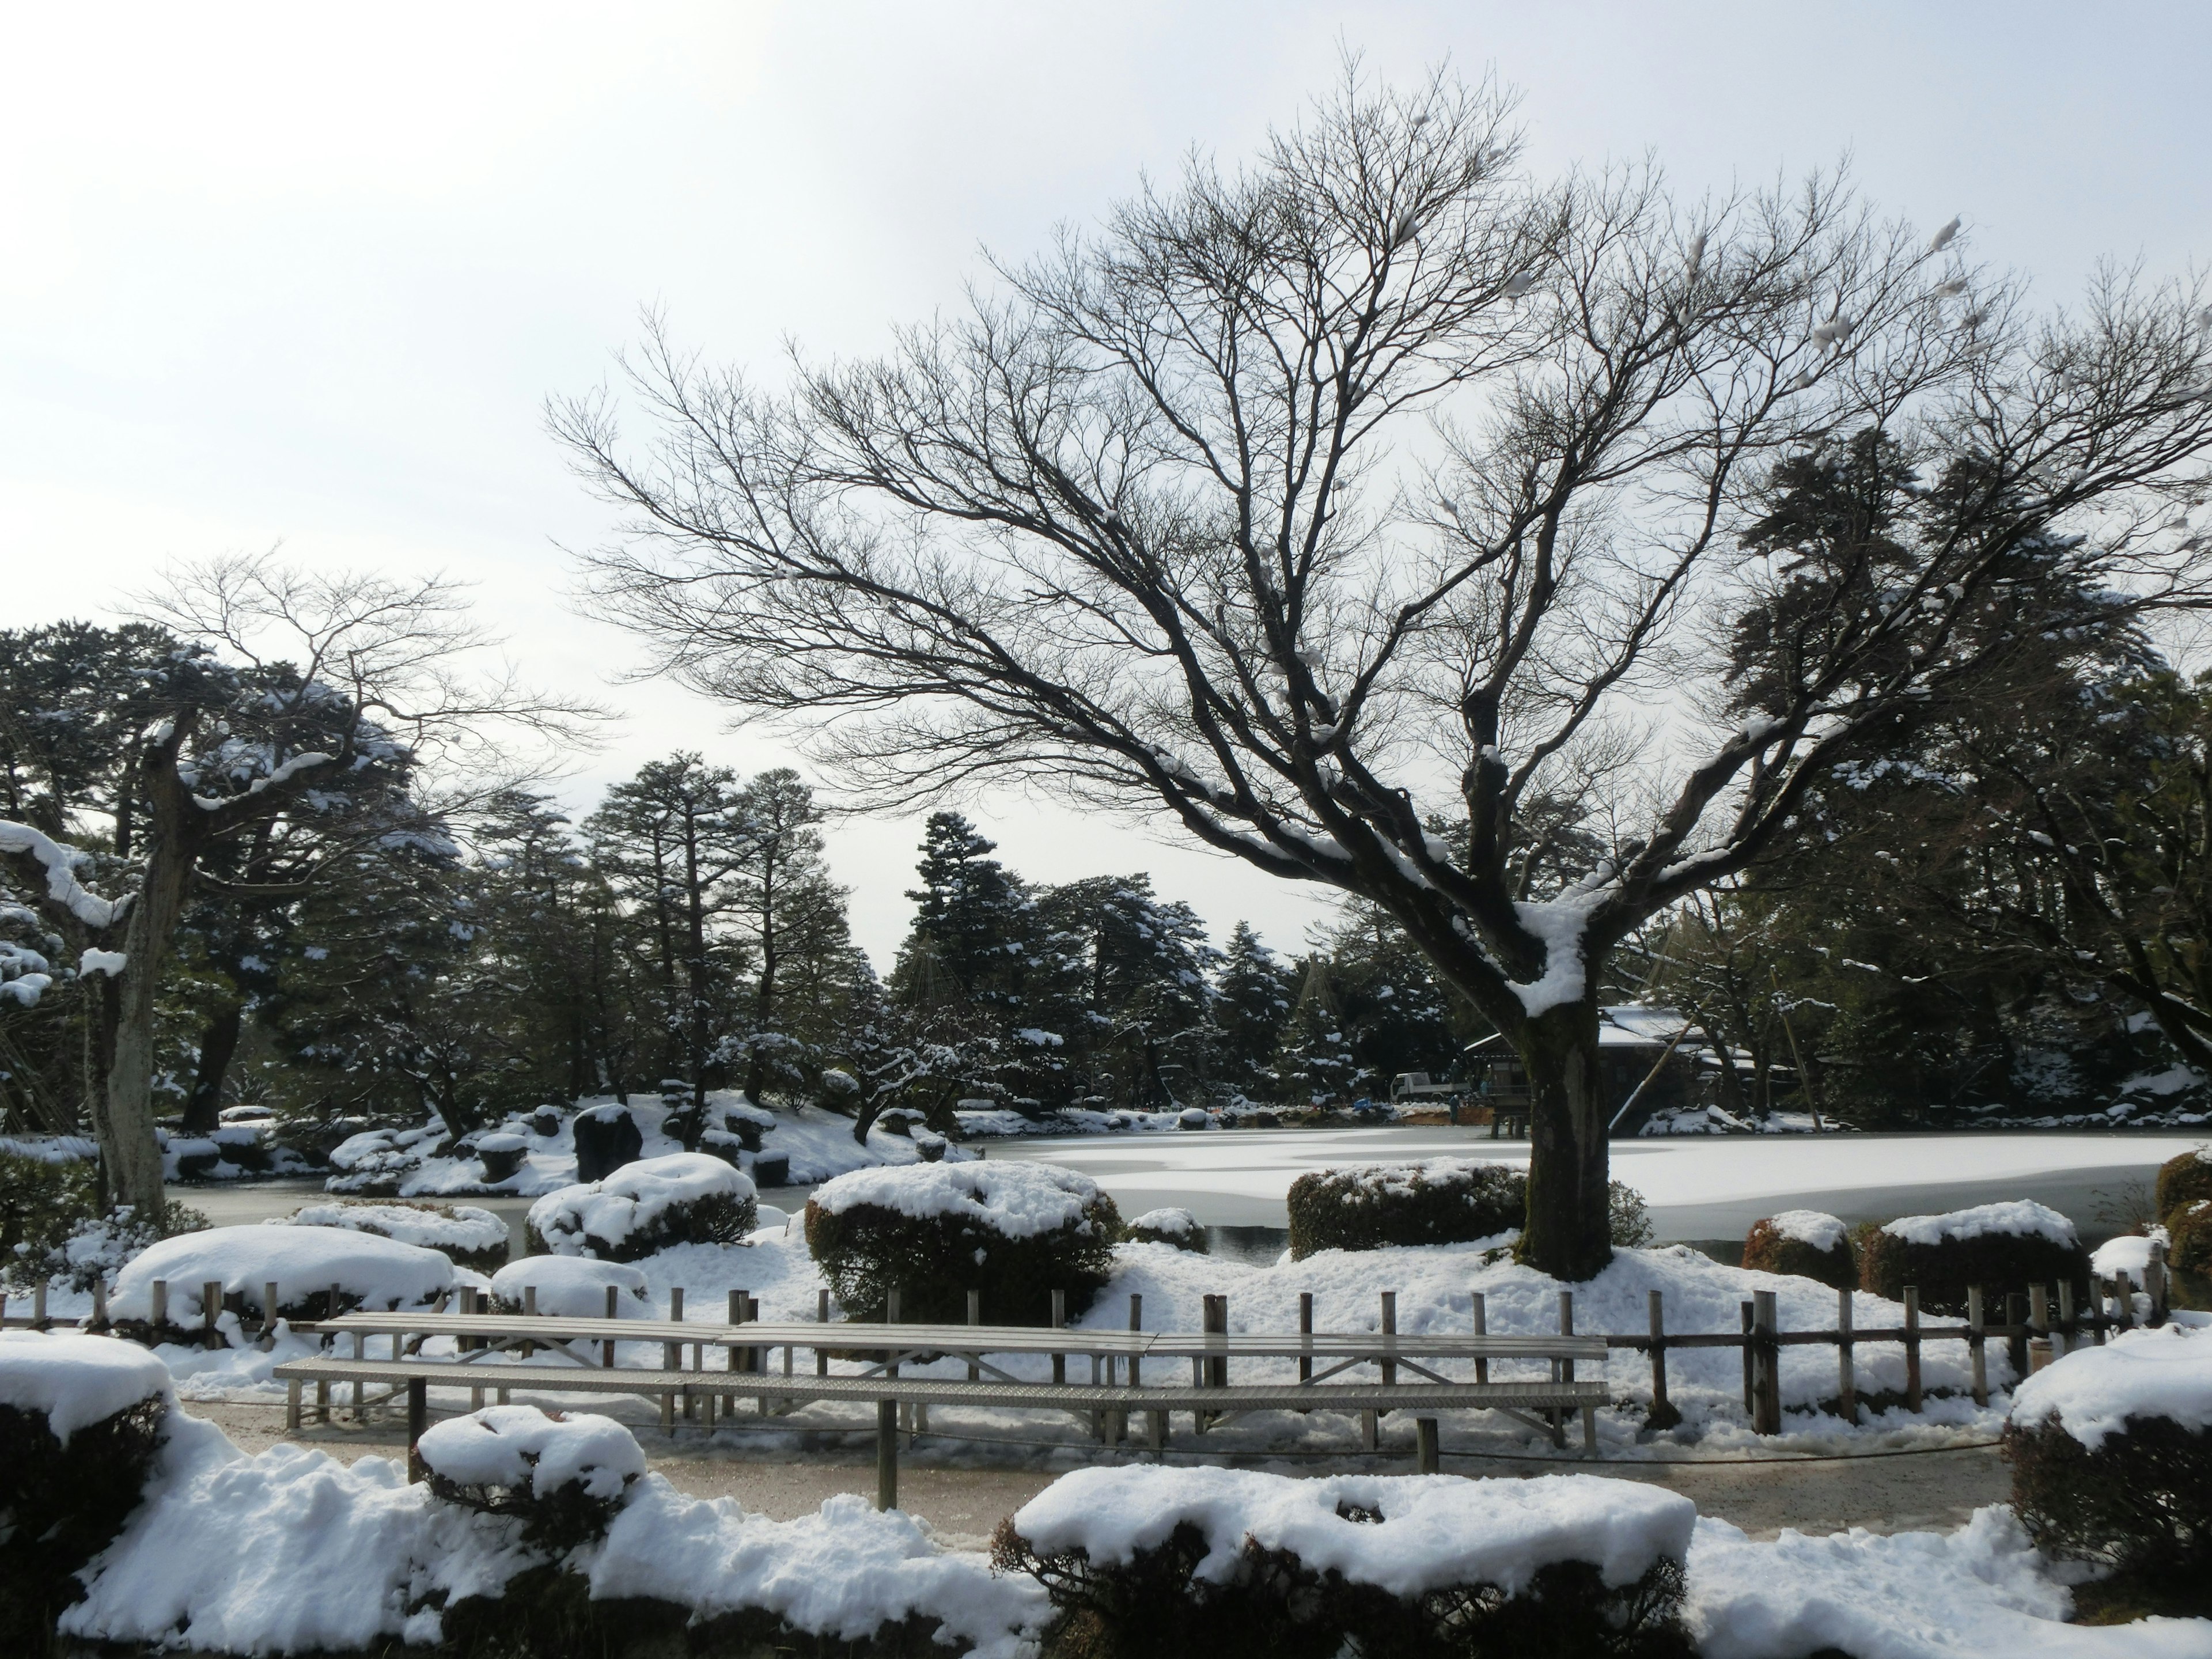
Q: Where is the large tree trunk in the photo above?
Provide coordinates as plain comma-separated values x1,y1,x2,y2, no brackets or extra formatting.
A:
179,1000,244,1134
1512,995,1613,1282
97,824,193,1224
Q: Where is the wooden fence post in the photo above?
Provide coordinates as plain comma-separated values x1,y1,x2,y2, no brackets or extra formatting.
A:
1298,1292,1314,1383
1751,1290,1781,1435
817,1288,831,1378
263,1281,281,1343
2005,1291,2028,1376
1554,1292,1575,1449
1051,1289,1067,1386
876,1399,898,1512
33,1280,47,1328
202,1280,222,1346
1470,1291,1488,1386
2028,1284,2052,1374
968,1289,982,1382
407,1378,428,1482
1967,1286,1988,1407
1415,1416,1439,1475
2146,1243,2169,1327
1380,1290,1397,1388
1739,1302,1755,1416
1836,1287,1857,1423
2056,1279,2075,1355
1903,1286,1922,1412
150,1280,168,1333
2113,1271,2135,1332
1128,1293,1143,1388
1646,1289,1679,1431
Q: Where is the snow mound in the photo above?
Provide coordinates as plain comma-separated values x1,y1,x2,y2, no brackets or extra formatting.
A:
810,1158,1107,1239
1881,1200,2078,1248
475,1132,528,1154
1316,1157,1517,1200
1125,1207,1200,1236
417,1405,645,1500
1687,1507,2212,1658
112,1225,457,1323
0,1330,172,1442
528,1152,755,1257
1768,1209,1849,1252
489,1256,652,1317
1011,1467,1694,1598
2091,1228,2170,1281
2008,1324,2212,1450
279,1201,508,1260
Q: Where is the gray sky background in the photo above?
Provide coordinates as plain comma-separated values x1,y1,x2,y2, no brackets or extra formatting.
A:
5,2,2207,966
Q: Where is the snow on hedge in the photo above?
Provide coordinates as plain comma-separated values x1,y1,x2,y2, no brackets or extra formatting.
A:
1881,1200,2078,1248
1687,1507,2212,1658
1768,1209,1849,1252
111,1225,457,1323
489,1255,652,1317
279,1201,508,1260
1125,1206,1200,1236
1012,1467,1693,1597
811,1158,1109,1239
418,1405,645,1499
528,1153,755,1256
2008,1325,2212,1450
0,1331,171,1442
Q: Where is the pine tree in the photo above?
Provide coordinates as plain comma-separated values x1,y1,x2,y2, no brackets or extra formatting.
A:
892,812,1031,1013
1214,922,1294,1100
723,768,850,1100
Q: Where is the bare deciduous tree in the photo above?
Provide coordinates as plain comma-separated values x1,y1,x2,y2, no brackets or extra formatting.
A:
557,67,2212,1277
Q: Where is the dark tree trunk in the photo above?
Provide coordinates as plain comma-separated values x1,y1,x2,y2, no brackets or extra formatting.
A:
1512,995,1613,1282
99,809,194,1222
179,1001,244,1134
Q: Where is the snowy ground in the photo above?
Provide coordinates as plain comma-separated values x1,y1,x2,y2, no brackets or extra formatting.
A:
987,1127,2209,1237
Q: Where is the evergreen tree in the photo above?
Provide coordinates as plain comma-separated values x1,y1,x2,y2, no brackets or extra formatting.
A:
892,812,1031,1013
723,769,849,1101
1213,922,1294,1101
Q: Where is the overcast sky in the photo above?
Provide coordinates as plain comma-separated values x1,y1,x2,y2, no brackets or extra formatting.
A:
6,2,2206,965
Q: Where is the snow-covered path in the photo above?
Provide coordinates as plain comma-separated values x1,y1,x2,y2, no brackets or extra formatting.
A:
990,1128,2205,1236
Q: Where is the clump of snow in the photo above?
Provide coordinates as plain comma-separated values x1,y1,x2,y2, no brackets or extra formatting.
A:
2008,1324,2212,1450
0,1330,172,1442
528,1153,755,1257
111,1224,457,1323
1768,1209,1849,1252
1881,1200,2078,1248
488,1256,652,1317
1125,1207,1200,1236
279,1201,508,1260
1507,891,1603,1018
810,1159,1108,1240
474,1132,528,1154
417,1405,645,1501
1011,1467,1694,1597
2090,1227,2169,1281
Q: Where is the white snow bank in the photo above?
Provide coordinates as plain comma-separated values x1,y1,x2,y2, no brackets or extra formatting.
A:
1883,1200,2078,1248
489,1255,652,1317
592,1485,1044,1657
1688,1508,2212,1658
2009,1324,2212,1449
1767,1209,1849,1252
2092,1228,2170,1281
0,1330,172,1442
528,1152,755,1256
112,1225,457,1323
1012,1467,1693,1597
417,1405,645,1499
279,1200,509,1260
810,1158,1108,1239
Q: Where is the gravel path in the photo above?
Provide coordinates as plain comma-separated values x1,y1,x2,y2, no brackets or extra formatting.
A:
180,1399,2010,1548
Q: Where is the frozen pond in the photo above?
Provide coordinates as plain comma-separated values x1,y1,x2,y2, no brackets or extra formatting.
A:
983,1127,2205,1241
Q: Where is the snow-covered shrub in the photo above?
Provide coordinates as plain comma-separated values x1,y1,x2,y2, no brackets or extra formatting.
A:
2168,1199,2212,1279
0,1332,172,1649
488,1255,653,1317
324,1120,445,1195
1857,1201,2090,1316
1123,1207,1207,1252
1286,1160,1524,1259
2002,1325,2212,1618
6,1198,206,1295
1740,1210,1855,1289
0,1146,97,1268
525,1153,757,1262
281,1199,511,1274
2154,1145,2212,1222
419,1405,646,1550
1608,1181,1656,1249
111,1223,457,1330
993,1467,1696,1659
572,1103,643,1183
806,1160,1121,1325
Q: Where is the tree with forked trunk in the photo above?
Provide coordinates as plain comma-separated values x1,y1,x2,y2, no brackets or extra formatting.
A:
556,66,2212,1277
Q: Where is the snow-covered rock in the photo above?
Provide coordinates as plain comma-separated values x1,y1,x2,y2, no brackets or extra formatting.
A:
0,1330,172,1442
1010,1466,1694,1597
2091,1227,2171,1282
111,1225,457,1324
810,1158,1108,1239
2008,1324,2212,1450
488,1255,653,1318
417,1405,645,1501
527,1153,756,1259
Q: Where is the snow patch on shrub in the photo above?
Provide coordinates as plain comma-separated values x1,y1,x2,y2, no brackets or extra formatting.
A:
278,1200,509,1272
1882,1200,2078,1248
811,1158,1107,1240
111,1224,456,1324
1768,1209,1848,1252
2008,1323,2212,1450
0,1330,172,1444
527,1152,756,1260
418,1404,645,1501
488,1255,653,1317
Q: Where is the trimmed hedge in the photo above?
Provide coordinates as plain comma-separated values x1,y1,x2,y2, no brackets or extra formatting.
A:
2168,1200,2212,1278
1122,1209,1207,1252
2154,1147,2212,1222
2004,1413,2212,1620
806,1185,1121,1327
0,1395,166,1653
991,1517,1694,1659
1857,1210,2091,1317
1287,1161,1525,1259
1741,1213,1856,1290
